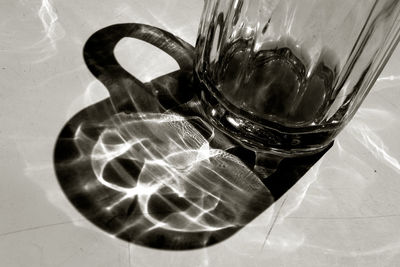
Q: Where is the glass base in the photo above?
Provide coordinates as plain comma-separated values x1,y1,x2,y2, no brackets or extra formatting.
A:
196,74,339,157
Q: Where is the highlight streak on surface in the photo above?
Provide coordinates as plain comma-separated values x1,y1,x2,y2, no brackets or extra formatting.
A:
349,121,400,173
35,0,65,62
38,0,58,44
377,75,400,82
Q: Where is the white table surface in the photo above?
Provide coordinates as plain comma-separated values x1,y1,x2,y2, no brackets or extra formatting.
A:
1,1,400,266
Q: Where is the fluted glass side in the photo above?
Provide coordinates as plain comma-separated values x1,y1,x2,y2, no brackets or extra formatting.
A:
195,0,400,155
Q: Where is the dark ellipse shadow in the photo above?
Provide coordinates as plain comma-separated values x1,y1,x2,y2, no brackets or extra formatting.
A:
54,23,332,250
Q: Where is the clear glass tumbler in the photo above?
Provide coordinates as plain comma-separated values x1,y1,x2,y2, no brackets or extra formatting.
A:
195,0,400,155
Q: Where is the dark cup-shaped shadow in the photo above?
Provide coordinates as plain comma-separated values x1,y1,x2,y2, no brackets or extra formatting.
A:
54,23,331,250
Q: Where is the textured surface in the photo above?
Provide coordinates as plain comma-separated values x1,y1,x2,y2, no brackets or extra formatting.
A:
1,0,400,266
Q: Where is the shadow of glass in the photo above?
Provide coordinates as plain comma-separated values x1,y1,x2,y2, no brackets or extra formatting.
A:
54,23,332,250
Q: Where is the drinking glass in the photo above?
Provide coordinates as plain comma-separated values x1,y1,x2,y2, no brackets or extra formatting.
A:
195,0,400,155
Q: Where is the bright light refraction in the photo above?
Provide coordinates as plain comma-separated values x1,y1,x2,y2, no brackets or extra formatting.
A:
73,112,271,234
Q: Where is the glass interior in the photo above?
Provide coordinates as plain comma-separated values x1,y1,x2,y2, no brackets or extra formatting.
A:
196,0,400,130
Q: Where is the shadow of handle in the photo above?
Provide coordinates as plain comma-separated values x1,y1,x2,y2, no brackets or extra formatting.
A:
83,23,194,113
